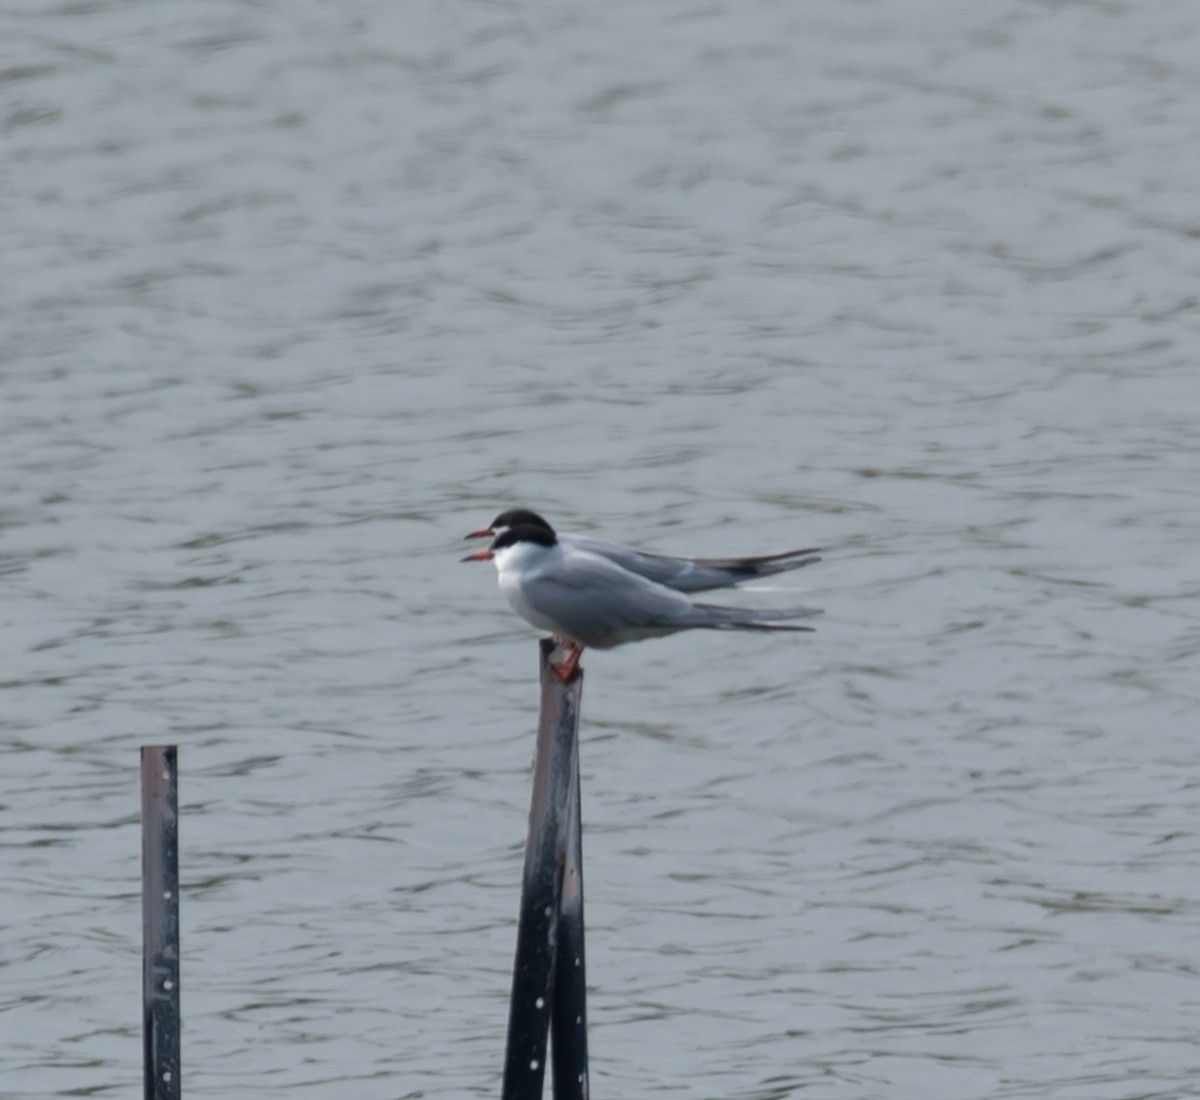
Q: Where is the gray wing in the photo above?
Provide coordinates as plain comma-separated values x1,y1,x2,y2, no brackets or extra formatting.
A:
521,548,705,649
560,533,821,592
522,546,822,649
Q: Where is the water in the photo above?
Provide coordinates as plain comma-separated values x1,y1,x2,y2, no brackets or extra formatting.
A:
4,0,1200,1096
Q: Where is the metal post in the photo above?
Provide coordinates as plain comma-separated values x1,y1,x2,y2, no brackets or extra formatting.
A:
142,746,181,1100
501,640,588,1100
550,716,588,1100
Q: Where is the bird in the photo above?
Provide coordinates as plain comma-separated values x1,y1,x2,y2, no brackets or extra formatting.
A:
462,514,822,681
464,508,821,593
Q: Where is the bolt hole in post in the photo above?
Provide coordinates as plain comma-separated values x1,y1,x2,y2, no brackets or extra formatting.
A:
501,640,588,1100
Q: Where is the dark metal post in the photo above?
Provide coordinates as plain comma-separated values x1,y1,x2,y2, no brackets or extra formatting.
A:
501,640,588,1100
550,714,588,1100
142,746,181,1100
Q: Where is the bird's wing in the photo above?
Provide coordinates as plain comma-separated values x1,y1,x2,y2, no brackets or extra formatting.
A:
522,548,702,646
561,533,820,592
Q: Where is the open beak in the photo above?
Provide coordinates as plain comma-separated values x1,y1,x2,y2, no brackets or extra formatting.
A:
461,547,495,562
464,527,494,540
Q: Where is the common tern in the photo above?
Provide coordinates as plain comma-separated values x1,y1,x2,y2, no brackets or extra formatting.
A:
465,508,821,593
462,516,822,681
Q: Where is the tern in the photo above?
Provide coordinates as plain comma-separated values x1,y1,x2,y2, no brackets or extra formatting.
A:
465,508,821,593
462,515,822,681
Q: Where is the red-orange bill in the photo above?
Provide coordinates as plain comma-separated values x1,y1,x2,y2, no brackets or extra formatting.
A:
461,547,494,562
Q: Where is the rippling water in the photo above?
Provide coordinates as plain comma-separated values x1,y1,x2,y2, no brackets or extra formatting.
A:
4,1,1200,1097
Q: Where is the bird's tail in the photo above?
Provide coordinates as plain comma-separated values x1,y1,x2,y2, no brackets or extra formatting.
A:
686,602,824,633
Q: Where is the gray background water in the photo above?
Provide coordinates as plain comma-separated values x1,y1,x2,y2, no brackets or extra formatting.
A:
4,1,1199,1096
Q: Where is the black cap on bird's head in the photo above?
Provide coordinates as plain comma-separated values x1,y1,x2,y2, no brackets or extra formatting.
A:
464,508,555,541
461,522,556,562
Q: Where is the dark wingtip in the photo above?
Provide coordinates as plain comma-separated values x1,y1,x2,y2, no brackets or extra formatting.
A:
700,548,824,576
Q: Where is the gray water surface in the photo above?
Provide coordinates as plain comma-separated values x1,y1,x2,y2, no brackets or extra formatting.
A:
4,1,1200,1097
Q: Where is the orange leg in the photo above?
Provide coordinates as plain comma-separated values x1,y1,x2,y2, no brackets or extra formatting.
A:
550,638,583,682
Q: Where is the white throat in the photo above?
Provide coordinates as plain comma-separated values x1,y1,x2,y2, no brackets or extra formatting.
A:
493,539,556,578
